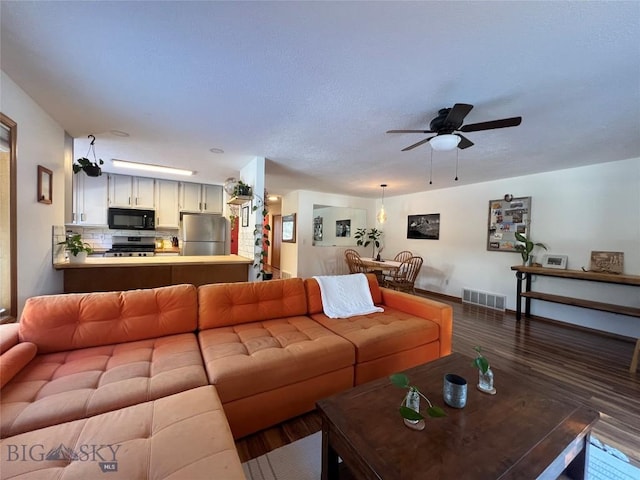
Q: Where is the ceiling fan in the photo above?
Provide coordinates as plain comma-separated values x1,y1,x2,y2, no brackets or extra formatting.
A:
387,103,522,151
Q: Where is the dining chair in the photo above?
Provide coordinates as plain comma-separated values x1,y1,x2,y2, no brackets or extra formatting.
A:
385,256,423,294
345,250,368,274
393,250,413,263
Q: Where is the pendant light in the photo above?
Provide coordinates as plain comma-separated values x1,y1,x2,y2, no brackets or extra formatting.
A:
376,184,387,224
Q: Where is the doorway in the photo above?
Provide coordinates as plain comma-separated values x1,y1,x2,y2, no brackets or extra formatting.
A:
271,214,282,269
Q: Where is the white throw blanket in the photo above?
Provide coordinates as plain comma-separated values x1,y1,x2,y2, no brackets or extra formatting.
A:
313,273,384,319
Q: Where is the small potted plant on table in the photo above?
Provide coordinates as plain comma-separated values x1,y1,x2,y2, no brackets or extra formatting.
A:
390,373,446,431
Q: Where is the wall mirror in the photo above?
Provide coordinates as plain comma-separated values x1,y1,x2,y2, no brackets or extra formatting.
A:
312,205,367,247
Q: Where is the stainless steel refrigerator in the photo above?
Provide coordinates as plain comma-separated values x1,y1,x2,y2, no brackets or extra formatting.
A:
181,214,227,256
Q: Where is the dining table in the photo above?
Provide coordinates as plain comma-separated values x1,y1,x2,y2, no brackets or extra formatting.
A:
360,257,403,284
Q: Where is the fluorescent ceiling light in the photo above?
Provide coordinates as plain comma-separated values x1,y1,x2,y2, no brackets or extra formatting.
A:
112,159,195,176
429,134,461,151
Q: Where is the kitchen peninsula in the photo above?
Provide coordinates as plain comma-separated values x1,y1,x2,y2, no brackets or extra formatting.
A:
54,255,253,293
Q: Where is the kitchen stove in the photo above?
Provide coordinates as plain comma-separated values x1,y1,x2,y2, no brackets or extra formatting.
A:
105,236,156,257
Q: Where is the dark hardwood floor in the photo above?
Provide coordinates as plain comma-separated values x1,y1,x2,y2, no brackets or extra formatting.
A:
235,294,640,467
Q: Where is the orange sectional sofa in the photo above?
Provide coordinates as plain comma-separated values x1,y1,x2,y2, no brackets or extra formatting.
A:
0,274,452,479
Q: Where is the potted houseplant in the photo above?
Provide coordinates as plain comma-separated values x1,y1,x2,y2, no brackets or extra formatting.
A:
390,373,446,430
73,157,104,177
472,346,496,394
514,232,547,266
354,228,382,258
58,234,93,263
233,180,252,197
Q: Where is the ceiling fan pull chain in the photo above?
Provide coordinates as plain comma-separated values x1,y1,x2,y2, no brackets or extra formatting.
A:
454,149,459,181
429,149,433,185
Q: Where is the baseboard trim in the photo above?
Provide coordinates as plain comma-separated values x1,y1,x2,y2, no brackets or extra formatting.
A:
415,288,636,344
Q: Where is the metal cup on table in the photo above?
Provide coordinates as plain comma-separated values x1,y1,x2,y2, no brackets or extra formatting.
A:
443,373,468,408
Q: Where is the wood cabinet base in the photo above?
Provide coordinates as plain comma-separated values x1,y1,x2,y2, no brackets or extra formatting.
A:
63,264,249,293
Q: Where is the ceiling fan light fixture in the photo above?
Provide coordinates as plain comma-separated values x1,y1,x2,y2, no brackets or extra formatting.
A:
430,134,460,151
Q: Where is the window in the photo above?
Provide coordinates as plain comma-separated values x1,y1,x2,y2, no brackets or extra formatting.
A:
0,113,17,322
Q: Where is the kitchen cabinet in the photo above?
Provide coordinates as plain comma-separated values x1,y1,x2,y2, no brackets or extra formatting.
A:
108,174,155,208
72,173,109,225
179,182,223,213
155,179,180,228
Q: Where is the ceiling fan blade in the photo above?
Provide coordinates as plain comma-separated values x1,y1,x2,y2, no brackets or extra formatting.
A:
457,134,474,149
444,103,474,127
401,136,434,151
459,116,522,132
387,129,435,134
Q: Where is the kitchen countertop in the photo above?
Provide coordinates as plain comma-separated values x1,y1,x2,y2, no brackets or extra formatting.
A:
54,254,253,269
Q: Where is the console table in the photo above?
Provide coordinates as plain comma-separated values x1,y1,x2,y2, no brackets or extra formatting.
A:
511,265,640,373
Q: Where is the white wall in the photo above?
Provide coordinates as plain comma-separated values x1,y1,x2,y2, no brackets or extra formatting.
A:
381,158,639,338
1,71,66,316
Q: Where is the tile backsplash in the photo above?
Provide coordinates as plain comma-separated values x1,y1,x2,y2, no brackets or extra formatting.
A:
53,225,179,263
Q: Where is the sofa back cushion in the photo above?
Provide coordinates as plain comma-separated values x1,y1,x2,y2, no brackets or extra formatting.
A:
19,284,198,353
198,278,308,330
305,273,382,315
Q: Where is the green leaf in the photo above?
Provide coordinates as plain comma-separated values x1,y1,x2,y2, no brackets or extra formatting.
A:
399,406,424,421
426,406,446,418
389,373,410,389
472,356,489,374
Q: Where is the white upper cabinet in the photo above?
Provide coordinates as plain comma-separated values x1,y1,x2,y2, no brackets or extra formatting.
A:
72,173,108,225
108,174,155,209
134,177,155,208
202,184,223,213
155,180,180,228
179,182,202,212
179,182,223,213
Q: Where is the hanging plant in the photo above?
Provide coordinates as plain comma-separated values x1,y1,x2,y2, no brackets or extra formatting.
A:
252,194,271,280
73,134,104,177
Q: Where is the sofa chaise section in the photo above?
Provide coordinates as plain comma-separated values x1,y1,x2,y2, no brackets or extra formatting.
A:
305,274,453,385
197,278,355,438
1,284,208,438
0,386,245,480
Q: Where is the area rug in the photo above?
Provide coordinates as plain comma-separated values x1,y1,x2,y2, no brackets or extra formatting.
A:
242,432,639,480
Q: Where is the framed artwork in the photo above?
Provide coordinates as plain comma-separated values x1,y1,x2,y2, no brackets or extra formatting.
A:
313,216,323,241
541,254,568,270
335,219,351,237
37,165,52,204
282,213,296,243
590,251,624,274
487,196,532,252
241,205,249,227
407,214,440,240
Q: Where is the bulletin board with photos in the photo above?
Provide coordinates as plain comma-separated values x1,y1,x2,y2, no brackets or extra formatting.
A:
487,196,532,252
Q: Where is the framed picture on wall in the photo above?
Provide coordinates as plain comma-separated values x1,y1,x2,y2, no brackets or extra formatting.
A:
407,214,440,240
241,205,249,227
282,214,296,243
37,165,52,204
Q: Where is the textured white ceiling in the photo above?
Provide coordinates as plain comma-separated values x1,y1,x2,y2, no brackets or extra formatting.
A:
1,1,639,198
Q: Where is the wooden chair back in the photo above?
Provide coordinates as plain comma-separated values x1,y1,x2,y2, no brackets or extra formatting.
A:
345,251,367,274
386,256,423,294
393,250,413,263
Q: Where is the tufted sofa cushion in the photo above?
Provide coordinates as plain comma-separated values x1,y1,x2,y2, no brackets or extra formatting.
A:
0,333,208,438
198,278,308,329
0,386,245,480
198,316,354,403
19,284,198,354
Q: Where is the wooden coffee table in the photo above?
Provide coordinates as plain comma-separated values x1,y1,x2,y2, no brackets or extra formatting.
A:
317,352,599,480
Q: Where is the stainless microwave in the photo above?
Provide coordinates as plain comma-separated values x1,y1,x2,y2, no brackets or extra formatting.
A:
108,208,155,230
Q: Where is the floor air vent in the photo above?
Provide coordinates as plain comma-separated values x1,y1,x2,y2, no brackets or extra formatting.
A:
280,271,292,279
462,288,506,311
